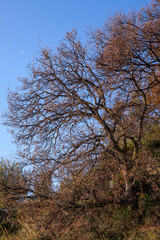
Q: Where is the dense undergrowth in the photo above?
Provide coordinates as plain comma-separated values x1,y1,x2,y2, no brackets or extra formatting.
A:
0,134,160,240
0,195,160,240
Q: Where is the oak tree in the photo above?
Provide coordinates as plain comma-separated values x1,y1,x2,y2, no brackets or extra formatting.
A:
4,0,160,199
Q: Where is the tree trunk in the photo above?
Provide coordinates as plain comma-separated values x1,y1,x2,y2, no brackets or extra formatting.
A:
122,168,133,199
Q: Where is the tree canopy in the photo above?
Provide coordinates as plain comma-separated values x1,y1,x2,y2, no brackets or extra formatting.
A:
1,1,160,239
4,0,160,199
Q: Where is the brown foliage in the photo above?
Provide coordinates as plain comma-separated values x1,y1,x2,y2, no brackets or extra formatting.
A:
3,0,160,202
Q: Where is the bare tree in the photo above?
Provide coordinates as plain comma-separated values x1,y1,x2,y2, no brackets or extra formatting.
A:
4,0,160,199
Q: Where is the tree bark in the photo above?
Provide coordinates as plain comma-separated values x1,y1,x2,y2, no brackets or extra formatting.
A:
122,168,133,199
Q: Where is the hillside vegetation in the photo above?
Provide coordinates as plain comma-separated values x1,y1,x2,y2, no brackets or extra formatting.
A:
0,0,160,239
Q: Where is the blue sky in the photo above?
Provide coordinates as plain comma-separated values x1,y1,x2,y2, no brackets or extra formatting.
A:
0,0,150,158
